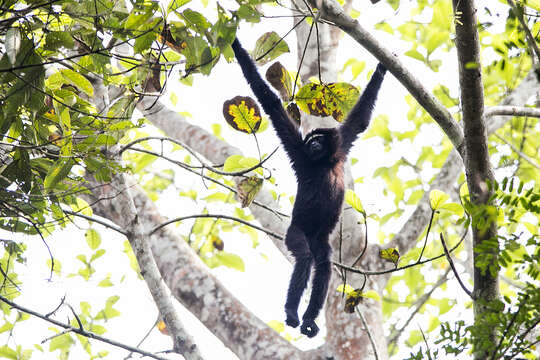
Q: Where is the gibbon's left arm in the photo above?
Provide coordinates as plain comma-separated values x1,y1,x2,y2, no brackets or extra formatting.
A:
339,63,387,153
231,39,306,168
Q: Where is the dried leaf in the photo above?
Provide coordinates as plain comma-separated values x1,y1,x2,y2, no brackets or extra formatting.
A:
237,176,263,207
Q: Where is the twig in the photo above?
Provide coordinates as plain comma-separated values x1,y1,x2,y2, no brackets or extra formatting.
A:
355,308,379,360
493,133,540,170
440,233,473,299
388,268,450,347
149,214,284,239
119,136,278,177
0,294,171,360
45,296,66,317
333,224,468,276
64,210,128,236
123,318,160,360
418,210,435,262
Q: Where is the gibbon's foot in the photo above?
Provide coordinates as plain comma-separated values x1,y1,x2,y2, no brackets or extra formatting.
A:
300,319,319,338
285,309,300,328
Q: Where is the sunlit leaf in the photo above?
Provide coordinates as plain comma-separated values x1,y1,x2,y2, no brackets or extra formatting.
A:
336,283,354,295
214,252,245,271
252,32,290,65
85,229,101,250
267,320,285,333
429,189,450,210
379,248,400,266
345,189,365,214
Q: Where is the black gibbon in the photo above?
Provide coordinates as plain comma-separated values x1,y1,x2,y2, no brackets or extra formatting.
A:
231,38,386,337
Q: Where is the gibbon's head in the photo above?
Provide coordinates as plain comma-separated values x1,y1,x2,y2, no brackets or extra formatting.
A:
303,128,340,162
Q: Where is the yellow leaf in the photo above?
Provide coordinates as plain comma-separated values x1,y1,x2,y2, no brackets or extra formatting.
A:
380,248,400,266
429,189,450,210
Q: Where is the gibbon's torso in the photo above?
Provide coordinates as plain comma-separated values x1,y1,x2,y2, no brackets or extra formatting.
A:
292,159,345,238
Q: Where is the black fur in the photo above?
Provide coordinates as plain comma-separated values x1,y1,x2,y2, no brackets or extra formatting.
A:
231,38,386,337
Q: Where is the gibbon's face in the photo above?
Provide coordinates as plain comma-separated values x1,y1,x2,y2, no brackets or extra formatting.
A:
305,131,330,161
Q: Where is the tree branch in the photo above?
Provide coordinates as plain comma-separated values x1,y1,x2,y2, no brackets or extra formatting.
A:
484,105,540,119
110,173,203,359
0,295,171,360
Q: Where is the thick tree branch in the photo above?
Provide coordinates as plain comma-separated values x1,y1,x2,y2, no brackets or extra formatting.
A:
453,0,500,357
107,173,203,359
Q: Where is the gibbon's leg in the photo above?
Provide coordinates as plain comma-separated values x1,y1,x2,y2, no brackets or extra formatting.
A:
284,225,313,328
301,239,331,338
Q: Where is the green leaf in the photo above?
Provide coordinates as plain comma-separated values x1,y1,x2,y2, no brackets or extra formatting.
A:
223,155,260,174
345,189,365,214
49,333,74,352
429,189,450,210
43,158,74,190
98,277,114,287
360,290,381,301
237,176,263,207
60,69,94,97
85,229,101,250
252,32,290,65
407,329,423,346
5,28,21,65
214,252,245,271
439,202,464,217
71,197,93,217
405,48,425,62
167,0,191,14
0,345,17,359
379,248,400,266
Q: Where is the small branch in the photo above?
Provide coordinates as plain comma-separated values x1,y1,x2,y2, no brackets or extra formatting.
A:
440,233,474,299
355,308,379,360
506,0,540,63
0,294,171,360
388,268,451,347
149,213,284,239
493,134,540,170
417,210,435,262
484,106,540,119
119,136,278,177
63,210,128,235
334,225,468,276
